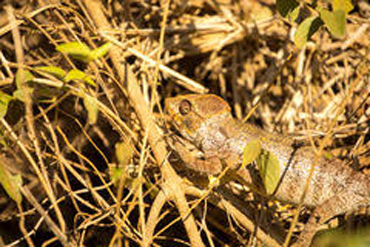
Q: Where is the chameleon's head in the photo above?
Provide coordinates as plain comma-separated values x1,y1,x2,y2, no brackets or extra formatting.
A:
165,94,231,143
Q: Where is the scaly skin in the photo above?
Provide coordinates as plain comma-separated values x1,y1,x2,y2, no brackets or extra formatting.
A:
165,94,370,247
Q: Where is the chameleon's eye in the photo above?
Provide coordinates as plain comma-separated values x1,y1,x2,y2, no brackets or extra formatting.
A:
179,99,192,115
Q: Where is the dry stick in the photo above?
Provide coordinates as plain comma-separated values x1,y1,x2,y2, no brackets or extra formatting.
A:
109,132,150,247
137,133,151,243
152,166,279,245
149,0,171,119
39,106,83,216
100,33,209,94
127,43,207,246
231,46,242,119
51,143,141,243
56,126,116,202
7,179,106,247
0,119,70,245
0,51,13,77
7,206,46,247
82,1,205,247
25,16,76,70
5,7,34,247
141,1,170,242
33,77,138,155
0,4,57,37
341,23,370,50
5,3,66,238
142,190,168,246
5,73,140,241
45,83,149,241
184,186,281,247
153,0,170,90
284,70,363,247
24,108,141,244
19,186,71,247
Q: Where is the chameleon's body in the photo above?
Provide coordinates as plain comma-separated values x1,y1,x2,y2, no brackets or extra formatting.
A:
165,94,370,246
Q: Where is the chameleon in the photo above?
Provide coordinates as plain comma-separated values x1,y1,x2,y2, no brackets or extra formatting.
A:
165,94,370,247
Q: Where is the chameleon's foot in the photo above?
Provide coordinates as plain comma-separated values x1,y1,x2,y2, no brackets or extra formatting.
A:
290,220,318,247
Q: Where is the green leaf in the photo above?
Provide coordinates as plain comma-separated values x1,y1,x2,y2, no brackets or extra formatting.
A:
256,150,281,195
294,16,323,48
288,5,301,22
242,140,262,169
0,91,13,118
109,166,124,184
312,226,370,247
64,69,96,86
0,128,8,147
277,0,300,22
115,139,135,166
56,42,92,62
319,9,346,38
90,42,112,60
323,151,334,160
0,161,22,204
83,94,98,124
332,0,353,14
14,69,34,102
13,88,33,102
36,66,66,79
15,69,33,89
111,139,135,185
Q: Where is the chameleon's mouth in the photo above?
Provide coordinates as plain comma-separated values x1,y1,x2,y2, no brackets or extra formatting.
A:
167,114,192,140
165,97,186,136
164,97,181,117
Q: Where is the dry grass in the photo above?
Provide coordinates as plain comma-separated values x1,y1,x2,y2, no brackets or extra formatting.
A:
0,0,369,246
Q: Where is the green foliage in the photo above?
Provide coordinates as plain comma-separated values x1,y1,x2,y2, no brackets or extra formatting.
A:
36,66,66,79
318,8,346,38
332,0,354,14
242,140,262,169
0,91,13,118
90,42,112,61
110,140,135,184
14,69,34,102
0,161,22,204
276,0,300,22
64,69,96,86
242,139,281,195
56,41,111,63
0,129,8,147
109,166,125,185
115,139,135,166
33,44,104,126
277,0,353,47
312,227,370,247
35,65,96,88
15,69,34,88
256,150,281,195
323,151,334,160
83,94,98,124
56,42,92,62
294,17,323,48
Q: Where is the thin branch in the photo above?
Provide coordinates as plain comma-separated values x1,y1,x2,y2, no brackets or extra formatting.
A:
82,1,205,246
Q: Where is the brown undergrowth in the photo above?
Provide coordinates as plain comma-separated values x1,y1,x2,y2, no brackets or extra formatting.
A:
0,0,369,246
